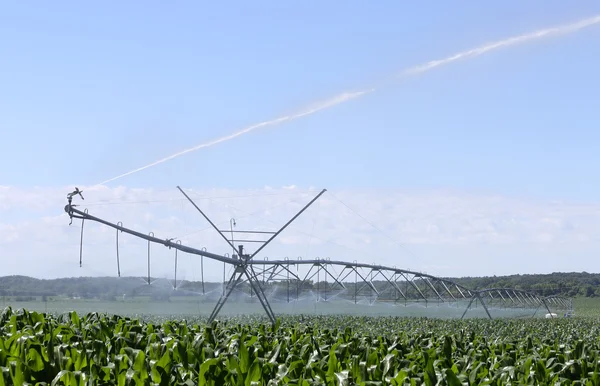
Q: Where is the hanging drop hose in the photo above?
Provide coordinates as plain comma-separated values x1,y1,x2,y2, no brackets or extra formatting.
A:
116,222,123,277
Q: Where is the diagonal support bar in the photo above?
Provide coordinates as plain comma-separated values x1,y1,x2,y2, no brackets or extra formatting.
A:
177,186,238,252
250,189,327,259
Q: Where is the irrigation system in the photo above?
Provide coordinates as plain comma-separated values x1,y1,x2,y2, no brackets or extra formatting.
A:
65,187,573,324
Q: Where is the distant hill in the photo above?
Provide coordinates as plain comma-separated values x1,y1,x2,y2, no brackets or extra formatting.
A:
0,271,598,300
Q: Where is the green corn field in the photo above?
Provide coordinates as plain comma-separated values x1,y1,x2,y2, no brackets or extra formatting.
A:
1,306,600,385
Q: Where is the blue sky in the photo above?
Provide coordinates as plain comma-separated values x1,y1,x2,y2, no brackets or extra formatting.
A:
1,2,600,279
2,1,599,199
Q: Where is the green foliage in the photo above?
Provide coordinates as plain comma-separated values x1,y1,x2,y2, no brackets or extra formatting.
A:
2,307,600,384
574,297,600,318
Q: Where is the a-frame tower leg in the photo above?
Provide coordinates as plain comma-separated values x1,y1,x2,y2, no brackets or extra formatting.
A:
207,264,276,324
178,187,326,325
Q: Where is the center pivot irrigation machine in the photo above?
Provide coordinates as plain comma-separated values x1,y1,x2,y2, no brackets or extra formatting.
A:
65,187,573,324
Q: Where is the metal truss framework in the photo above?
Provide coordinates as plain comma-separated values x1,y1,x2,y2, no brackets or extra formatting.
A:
64,187,573,325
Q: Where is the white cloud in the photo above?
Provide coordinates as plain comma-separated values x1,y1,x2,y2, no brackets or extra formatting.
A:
1,185,599,280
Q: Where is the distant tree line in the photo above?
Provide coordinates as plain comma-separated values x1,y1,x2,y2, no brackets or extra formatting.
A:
0,271,598,301
445,271,600,298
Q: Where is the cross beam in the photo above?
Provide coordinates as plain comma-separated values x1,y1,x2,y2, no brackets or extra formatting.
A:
65,203,238,266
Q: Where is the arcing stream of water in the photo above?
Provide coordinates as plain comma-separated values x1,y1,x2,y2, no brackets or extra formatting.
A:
96,14,600,187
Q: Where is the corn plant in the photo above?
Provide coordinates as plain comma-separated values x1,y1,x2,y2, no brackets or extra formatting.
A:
1,307,600,385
